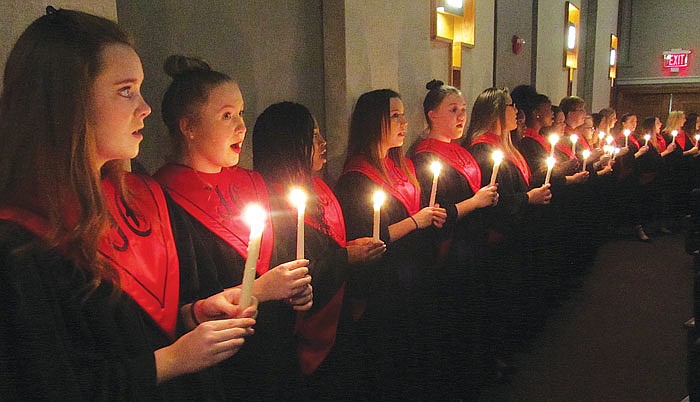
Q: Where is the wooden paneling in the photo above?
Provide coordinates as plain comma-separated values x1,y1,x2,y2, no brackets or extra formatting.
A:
613,84,700,121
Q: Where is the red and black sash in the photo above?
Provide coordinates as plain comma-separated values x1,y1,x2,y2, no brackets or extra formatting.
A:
623,134,641,150
655,134,668,152
677,130,689,150
523,128,575,159
289,177,347,374
154,164,273,275
343,156,421,215
471,132,531,186
413,138,482,193
100,174,180,339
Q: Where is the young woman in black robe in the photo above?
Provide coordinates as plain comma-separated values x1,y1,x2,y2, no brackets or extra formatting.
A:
153,56,312,402
410,80,497,399
251,101,385,401
463,88,552,381
0,10,256,401
334,89,447,401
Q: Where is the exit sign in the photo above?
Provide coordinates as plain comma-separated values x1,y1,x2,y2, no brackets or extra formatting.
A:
663,49,691,71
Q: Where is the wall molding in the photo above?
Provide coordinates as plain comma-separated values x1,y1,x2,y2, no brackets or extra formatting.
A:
616,76,700,86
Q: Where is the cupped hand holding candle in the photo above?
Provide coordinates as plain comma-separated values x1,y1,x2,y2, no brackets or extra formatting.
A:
372,190,386,242
240,204,266,310
570,134,578,155
490,150,504,186
428,161,442,207
581,149,591,171
544,156,556,185
289,188,307,260
548,133,560,157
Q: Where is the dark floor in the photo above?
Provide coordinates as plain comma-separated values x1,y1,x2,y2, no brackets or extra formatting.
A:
477,233,695,402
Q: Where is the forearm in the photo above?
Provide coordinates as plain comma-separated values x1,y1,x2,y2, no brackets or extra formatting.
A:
388,216,418,242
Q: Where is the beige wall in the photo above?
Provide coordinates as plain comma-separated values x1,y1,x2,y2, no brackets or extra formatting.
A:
494,0,533,89
536,0,581,103
589,0,618,112
0,1,117,92
462,0,496,112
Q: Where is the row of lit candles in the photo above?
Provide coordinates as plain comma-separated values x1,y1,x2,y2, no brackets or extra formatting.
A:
238,128,700,309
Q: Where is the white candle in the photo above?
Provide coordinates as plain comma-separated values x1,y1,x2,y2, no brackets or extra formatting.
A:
544,156,555,185
548,133,560,158
289,188,307,260
605,135,614,150
695,134,700,148
598,131,606,149
428,161,442,206
490,150,504,186
240,204,266,310
644,134,651,146
581,149,591,171
671,129,678,144
570,134,578,156
372,190,385,242
623,129,631,147
612,147,620,160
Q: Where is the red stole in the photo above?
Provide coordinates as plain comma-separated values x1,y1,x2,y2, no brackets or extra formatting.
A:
413,138,482,193
471,132,531,186
625,134,641,149
343,156,421,215
522,127,574,159
677,130,688,150
655,134,668,152
100,174,180,339
295,178,347,375
154,164,273,275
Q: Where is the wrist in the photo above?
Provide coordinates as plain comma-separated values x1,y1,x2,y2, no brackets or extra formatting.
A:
409,215,419,229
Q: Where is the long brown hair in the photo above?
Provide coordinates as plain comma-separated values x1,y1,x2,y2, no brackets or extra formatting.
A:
0,8,132,288
346,89,418,188
463,87,520,157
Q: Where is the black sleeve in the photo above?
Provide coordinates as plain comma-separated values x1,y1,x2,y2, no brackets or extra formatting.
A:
335,172,391,243
412,152,458,223
0,224,158,402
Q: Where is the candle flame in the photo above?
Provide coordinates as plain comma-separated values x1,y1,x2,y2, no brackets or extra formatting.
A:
548,133,560,146
614,147,620,154
598,131,605,140
644,134,651,141
492,150,504,165
430,161,442,177
289,188,307,210
373,190,386,209
243,204,266,235
672,130,678,137
623,129,631,136
570,134,578,144
582,149,591,159
605,135,613,145
546,156,556,169
695,134,700,141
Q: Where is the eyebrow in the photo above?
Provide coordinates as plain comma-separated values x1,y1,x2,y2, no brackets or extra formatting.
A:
217,104,242,112
113,78,140,86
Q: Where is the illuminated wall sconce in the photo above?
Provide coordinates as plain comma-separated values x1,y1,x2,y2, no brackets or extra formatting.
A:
609,34,618,86
431,0,476,87
564,1,580,95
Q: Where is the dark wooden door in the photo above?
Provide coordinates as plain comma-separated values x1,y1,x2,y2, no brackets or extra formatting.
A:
613,84,700,122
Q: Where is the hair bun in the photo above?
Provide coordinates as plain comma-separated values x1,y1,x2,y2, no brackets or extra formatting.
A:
163,55,212,78
426,79,444,91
